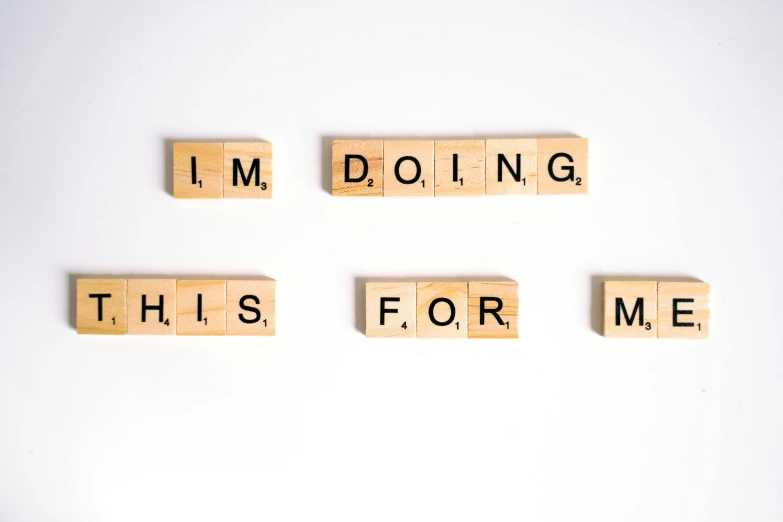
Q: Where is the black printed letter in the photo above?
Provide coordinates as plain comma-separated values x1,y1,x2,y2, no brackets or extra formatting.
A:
548,152,574,182
672,298,695,327
498,154,522,182
89,293,111,321
429,298,456,326
395,156,421,184
479,297,504,326
380,297,400,326
615,297,644,326
239,295,261,324
233,158,260,187
141,295,164,323
344,155,368,183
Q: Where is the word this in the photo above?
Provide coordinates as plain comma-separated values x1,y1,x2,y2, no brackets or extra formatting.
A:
76,279,275,336
603,280,710,339
173,142,272,199
366,281,518,339
332,138,587,197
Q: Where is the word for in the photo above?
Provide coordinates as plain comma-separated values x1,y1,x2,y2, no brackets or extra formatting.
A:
76,279,275,336
332,138,588,197
173,142,273,199
366,280,518,339
603,281,710,339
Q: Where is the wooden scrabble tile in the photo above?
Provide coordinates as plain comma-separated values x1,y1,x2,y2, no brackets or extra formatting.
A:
537,138,588,195
434,140,485,196
173,143,224,198
416,282,468,338
76,279,127,334
223,142,272,199
365,282,416,338
468,281,518,339
127,279,176,335
332,140,383,196
383,140,434,197
226,280,275,336
485,139,537,195
657,282,710,339
176,280,226,335
603,281,657,338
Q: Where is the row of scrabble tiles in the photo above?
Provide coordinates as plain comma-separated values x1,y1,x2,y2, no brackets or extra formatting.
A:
603,281,710,339
366,281,518,338
173,142,273,199
76,279,275,335
332,138,588,197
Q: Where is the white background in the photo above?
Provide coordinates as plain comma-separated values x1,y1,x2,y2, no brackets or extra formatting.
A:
1,0,782,520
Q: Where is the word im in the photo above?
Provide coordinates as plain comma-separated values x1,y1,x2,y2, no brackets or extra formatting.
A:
173,142,272,199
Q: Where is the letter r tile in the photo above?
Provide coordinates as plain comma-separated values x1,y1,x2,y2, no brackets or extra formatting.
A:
468,281,518,339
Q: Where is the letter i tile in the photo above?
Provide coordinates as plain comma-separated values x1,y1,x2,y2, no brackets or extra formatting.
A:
176,280,226,335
